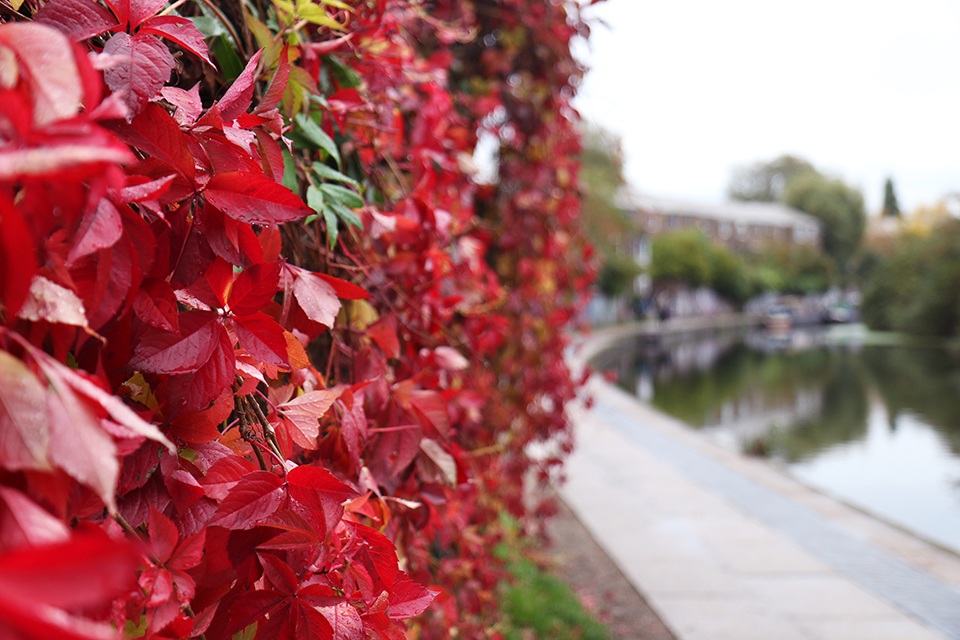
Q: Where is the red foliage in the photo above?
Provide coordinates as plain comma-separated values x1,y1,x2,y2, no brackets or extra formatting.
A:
0,1,597,638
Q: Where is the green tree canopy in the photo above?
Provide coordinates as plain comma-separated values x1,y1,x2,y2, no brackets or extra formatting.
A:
651,229,714,288
580,122,640,296
782,172,866,274
883,177,901,217
728,154,816,202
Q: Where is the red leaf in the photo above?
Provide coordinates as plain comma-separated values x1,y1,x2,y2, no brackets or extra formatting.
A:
217,50,262,122
113,173,175,204
140,15,213,65
386,575,437,619
353,524,399,589
107,103,195,180
233,313,291,369
149,505,179,564
67,199,123,265
166,468,205,512
315,273,370,300
140,566,174,607
15,277,87,329
205,172,311,226
167,324,235,418
36,352,170,449
292,269,340,329
278,390,340,448
0,533,138,608
45,384,119,511
102,31,175,117
295,603,335,640
0,487,69,550
257,47,290,115
169,528,205,570
200,455,256,501
228,261,282,316
286,465,357,532
409,390,450,439
0,23,83,126
199,204,265,268
160,84,203,126
133,278,179,333
168,387,232,442
126,0,168,29
257,510,319,550
69,231,134,330
33,0,119,42
0,132,134,181
319,602,364,640
210,471,284,530
259,552,298,595
366,321,400,360
130,311,220,375
226,590,285,637
0,193,36,318
339,400,366,469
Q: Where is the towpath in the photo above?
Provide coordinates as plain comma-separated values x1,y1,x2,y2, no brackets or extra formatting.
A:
559,323,960,640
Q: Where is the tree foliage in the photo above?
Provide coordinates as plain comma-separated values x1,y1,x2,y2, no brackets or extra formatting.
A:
728,154,815,203
651,229,714,289
650,229,830,304
862,218,960,337
882,177,901,218
782,171,866,274
579,123,637,296
0,2,595,639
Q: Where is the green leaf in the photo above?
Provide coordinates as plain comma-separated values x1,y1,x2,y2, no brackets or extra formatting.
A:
311,162,358,187
211,36,244,82
306,185,339,248
327,199,363,229
306,184,324,212
191,16,229,39
294,113,341,167
326,55,361,89
319,183,363,209
322,205,339,249
281,148,299,193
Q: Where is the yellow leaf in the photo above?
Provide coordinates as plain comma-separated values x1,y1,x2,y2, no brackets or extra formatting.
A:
300,6,344,29
284,331,310,370
317,0,352,10
122,372,159,411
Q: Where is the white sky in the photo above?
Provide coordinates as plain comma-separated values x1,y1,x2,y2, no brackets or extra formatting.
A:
573,0,960,215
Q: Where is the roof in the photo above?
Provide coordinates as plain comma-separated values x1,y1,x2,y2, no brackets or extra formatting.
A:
616,188,821,230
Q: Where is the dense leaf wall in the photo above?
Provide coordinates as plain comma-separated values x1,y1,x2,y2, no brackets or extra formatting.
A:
0,1,595,638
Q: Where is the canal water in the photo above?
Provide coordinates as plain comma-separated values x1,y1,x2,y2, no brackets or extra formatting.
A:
593,324,960,555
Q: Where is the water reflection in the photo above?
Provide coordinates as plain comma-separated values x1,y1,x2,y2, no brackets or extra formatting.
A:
593,326,960,553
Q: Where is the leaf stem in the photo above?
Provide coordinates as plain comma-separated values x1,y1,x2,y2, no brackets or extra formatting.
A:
114,512,144,540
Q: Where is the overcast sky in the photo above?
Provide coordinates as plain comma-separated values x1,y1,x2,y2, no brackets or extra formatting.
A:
573,0,960,215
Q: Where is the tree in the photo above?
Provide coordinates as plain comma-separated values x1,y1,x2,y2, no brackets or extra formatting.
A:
883,177,901,217
579,123,639,297
861,219,960,337
728,155,816,202
651,229,714,288
783,172,866,274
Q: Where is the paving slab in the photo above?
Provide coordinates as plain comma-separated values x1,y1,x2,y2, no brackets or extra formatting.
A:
559,329,960,640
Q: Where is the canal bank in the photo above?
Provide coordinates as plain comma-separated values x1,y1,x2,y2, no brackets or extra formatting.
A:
560,321,960,640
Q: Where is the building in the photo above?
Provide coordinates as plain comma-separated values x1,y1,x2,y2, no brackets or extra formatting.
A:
618,189,822,259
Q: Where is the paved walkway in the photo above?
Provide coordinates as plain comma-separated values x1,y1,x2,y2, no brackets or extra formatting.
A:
559,328,960,640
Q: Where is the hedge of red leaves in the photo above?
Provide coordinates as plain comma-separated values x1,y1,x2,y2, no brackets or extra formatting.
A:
0,1,596,639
